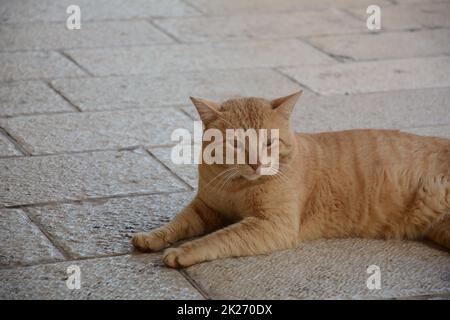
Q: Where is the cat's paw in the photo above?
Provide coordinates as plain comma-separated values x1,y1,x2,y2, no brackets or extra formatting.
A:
132,230,169,252
163,246,199,268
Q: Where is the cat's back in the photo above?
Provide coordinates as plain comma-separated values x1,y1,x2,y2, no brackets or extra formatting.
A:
295,129,450,241
300,129,449,173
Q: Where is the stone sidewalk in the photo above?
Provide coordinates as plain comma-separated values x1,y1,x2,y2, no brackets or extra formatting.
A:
0,0,449,299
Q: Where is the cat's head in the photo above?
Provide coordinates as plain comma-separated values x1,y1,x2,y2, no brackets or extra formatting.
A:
191,91,302,181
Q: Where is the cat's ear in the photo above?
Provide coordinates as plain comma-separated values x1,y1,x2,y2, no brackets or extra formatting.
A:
190,97,222,124
271,91,303,119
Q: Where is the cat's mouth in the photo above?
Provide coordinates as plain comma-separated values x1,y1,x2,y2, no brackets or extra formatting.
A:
242,173,262,181
241,162,278,181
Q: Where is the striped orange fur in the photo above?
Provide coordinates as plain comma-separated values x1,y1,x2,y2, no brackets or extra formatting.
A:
133,92,450,268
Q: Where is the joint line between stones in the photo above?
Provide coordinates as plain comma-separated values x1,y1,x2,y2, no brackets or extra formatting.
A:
180,0,207,15
297,37,353,63
272,67,318,95
0,252,130,271
179,269,211,300
22,208,73,260
58,50,95,77
4,189,193,210
145,149,195,191
46,81,83,112
0,126,31,156
180,107,197,121
147,19,183,44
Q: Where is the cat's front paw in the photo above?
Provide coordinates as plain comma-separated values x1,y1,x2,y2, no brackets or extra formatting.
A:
132,230,169,252
163,246,200,268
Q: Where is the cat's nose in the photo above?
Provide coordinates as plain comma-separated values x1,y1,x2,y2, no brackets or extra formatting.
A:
249,161,261,171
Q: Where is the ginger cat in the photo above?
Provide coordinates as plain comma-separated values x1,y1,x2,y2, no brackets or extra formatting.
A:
133,91,450,268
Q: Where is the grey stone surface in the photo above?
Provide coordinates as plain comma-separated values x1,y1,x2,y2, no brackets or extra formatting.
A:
347,2,450,30
0,51,86,81
1,0,449,300
185,0,391,14
0,21,173,51
0,108,193,154
65,40,334,77
154,9,362,42
181,106,200,121
51,69,302,111
0,0,200,23
290,88,450,132
0,149,187,206
404,125,450,139
0,209,64,266
0,81,74,117
149,147,199,188
0,254,203,299
308,29,450,61
26,192,195,258
0,132,21,156
186,239,450,299
280,56,450,95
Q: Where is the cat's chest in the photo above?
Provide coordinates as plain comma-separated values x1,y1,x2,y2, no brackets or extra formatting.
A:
200,185,267,220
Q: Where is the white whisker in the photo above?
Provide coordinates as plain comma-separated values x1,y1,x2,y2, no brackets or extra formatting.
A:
203,167,236,190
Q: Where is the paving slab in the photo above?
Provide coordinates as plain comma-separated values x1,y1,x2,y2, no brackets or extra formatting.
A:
185,0,391,15
0,81,74,117
279,56,450,95
0,254,203,299
154,9,363,42
0,0,200,23
149,147,198,188
0,132,21,157
0,149,187,207
65,40,334,77
0,21,173,51
404,125,450,139
0,209,64,266
186,239,450,299
0,108,193,154
26,192,195,258
346,2,450,30
182,87,450,133
290,88,450,132
0,51,86,82
308,29,450,61
51,69,301,111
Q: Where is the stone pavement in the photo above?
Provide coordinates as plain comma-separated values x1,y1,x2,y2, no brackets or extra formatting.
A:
0,0,449,300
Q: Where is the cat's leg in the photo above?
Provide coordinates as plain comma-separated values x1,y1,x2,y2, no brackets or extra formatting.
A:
422,172,450,248
132,197,226,252
406,174,450,240
162,216,297,268
426,214,450,249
